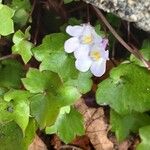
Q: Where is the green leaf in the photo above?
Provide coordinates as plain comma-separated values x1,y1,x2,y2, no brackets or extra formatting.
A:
23,68,81,128
34,33,92,94
65,71,92,94
40,51,92,94
0,4,14,36
13,29,25,44
40,51,78,80
137,125,150,150
11,0,31,27
3,90,31,133
94,24,105,37
22,118,37,149
22,68,62,93
0,119,37,150
30,93,62,128
58,85,81,105
96,63,150,114
32,33,68,61
12,29,33,64
130,39,150,67
46,107,84,143
0,121,23,150
30,88,80,128
142,39,150,49
0,97,13,123
107,13,121,28
110,109,150,141
12,40,33,64
0,59,24,89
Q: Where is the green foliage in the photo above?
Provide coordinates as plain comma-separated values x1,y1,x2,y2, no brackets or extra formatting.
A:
22,68,62,93
46,107,84,143
107,13,121,28
33,33,92,94
0,59,24,88
94,24,105,37
0,121,23,150
22,68,81,128
33,33,68,61
110,110,150,141
0,4,14,36
130,39,150,67
96,63,150,114
0,119,36,150
11,0,31,27
0,90,31,133
136,126,150,150
12,28,33,64
0,0,150,148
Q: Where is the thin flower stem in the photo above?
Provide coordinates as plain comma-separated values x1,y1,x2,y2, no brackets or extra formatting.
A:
92,6,150,69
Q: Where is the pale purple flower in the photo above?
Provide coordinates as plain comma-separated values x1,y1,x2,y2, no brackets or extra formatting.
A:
75,39,109,77
64,23,102,57
64,23,109,77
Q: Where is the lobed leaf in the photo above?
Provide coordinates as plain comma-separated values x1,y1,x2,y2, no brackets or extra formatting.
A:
46,107,84,143
110,109,150,141
137,125,150,150
96,63,150,114
0,4,14,35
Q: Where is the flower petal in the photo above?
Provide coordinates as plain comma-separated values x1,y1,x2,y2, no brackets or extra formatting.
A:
92,29,102,44
75,57,92,72
82,24,93,36
74,45,90,59
66,25,84,37
90,44,109,60
104,50,109,60
90,59,106,77
64,37,80,53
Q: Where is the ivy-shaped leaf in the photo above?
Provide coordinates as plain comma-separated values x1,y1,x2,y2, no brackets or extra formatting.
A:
0,119,37,150
40,51,78,80
0,121,23,150
32,33,68,61
96,63,150,114
22,68,81,128
12,29,33,64
46,107,84,143
33,33,92,94
0,59,24,89
22,118,37,149
11,0,31,27
0,4,14,36
110,109,150,141
22,68,62,93
2,90,31,134
136,125,150,150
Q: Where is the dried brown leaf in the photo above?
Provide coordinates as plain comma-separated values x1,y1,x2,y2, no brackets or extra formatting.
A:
75,99,114,150
29,135,48,150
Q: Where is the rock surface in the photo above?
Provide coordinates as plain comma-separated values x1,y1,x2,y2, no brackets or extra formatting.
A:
83,0,150,32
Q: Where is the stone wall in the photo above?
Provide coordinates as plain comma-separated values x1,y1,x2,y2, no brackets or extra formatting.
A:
83,0,150,32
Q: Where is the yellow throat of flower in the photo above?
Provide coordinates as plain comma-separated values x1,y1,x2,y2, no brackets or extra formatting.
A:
82,35,93,44
90,50,101,61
